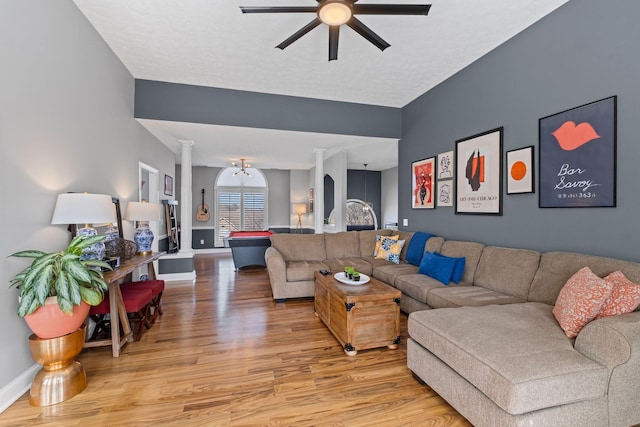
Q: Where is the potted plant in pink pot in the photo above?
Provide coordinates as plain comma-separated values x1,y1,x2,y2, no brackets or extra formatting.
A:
9,234,111,339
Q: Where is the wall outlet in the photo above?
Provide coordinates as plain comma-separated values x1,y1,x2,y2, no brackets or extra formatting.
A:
200,239,204,245
403,219,408,226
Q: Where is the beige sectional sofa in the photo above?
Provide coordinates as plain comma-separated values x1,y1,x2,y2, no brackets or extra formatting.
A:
264,230,640,427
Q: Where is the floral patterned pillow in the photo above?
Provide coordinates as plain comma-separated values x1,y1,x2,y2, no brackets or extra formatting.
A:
595,271,640,319
373,234,399,257
375,237,405,264
552,266,614,338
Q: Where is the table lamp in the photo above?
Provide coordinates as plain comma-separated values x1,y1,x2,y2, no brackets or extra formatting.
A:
51,193,115,261
125,201,160,255
293,203,307,234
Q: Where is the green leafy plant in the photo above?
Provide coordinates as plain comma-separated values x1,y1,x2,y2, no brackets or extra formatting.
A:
9,235,111,317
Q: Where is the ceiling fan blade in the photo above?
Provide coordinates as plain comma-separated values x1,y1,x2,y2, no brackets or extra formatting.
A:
276,18,322,50
329,26,340,61
240,6,317,14
353,4,431,15
346,17,390,51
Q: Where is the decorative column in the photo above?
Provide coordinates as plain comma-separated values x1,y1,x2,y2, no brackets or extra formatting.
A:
179,139,195,253
314,148,326,234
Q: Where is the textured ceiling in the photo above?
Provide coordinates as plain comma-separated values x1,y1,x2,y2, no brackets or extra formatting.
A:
73,0,569,170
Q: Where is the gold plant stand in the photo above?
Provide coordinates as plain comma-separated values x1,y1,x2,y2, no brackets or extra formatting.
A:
28,326,87,406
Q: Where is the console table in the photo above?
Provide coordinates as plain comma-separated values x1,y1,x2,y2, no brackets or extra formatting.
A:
83,252,164,357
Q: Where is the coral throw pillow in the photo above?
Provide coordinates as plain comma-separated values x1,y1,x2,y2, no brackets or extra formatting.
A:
596,271,640,319
375,237,405,264
374,234,398,256
553,266,613,338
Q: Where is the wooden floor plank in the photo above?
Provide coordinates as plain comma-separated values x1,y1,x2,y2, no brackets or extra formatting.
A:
0,252,471,427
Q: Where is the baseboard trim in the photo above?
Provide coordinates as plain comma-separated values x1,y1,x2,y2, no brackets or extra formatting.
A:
156,271,197,284
0,363,39,413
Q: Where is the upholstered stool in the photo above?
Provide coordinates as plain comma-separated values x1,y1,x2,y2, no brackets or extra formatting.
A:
89,288,153,342
120,280,165,324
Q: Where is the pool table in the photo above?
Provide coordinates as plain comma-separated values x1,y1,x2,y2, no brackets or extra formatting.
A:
227,231,273,270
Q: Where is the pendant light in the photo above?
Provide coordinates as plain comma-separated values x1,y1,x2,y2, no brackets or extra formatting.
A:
363,163,370,212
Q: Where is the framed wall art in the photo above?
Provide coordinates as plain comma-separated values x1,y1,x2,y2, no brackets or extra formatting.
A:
455,127,503,215
164,174,174,196
411,157,435,209
539,96,616,208
506,146,535,194
437,151,454,179
437,180,454,207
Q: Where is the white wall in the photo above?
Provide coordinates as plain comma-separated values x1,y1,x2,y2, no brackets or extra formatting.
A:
381,167,399,228
0,1,175,410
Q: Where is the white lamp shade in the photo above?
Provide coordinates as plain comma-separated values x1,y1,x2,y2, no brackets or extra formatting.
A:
293,203,308,215
51,193,115,225
125,201,160,222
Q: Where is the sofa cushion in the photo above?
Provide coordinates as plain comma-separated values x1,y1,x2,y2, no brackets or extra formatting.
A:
528,251,640,305
324,231,360,259
375,237,405,264
418,251,456,285
285,260,330,282
408,302,609,415
474,246,541,300
553,267,613,338
323,258,373,276
271,234,327,262
440,240,484,284
426,286,526,308
425,236,445,254
596,271,640,319
395,274,446,304
372,262,418,287
396,230,414,261
359,229,392,258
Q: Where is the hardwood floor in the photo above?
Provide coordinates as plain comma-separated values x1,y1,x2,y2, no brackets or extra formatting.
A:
1,253,471,426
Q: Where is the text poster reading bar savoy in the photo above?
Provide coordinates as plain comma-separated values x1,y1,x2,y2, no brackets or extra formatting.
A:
539,96,616,208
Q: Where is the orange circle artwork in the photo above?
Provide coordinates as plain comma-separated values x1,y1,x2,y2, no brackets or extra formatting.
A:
510,161,527,181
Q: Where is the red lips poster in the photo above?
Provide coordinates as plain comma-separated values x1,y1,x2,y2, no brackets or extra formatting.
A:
539,96,617,208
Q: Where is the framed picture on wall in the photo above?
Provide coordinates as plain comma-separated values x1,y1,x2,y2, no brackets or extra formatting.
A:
539,96,617,208
506,146,535,194
164,174,174,196
437,151,454,179
455,127,503,215
437,180,454,207
411,157,435,209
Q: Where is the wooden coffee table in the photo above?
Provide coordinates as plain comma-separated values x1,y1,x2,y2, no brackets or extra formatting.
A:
314,271,401,356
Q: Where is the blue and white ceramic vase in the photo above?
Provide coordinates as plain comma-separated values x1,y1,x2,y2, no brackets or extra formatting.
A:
134,222,154,254
77,227,105,261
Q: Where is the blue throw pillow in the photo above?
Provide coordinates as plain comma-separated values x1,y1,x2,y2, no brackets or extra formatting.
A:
433,253,466,284
419,251,457,285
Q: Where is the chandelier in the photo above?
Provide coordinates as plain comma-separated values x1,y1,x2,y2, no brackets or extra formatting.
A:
232,158,251,177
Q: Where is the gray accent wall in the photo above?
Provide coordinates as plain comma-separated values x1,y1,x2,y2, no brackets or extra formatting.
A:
347,169,382,228
1,1,175,403
400,0,640,262
135,80,402,139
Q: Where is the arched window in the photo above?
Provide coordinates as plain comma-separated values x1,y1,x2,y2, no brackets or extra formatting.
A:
215,167,268,246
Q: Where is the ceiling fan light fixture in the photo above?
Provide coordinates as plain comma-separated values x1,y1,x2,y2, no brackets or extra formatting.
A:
318,1,352,26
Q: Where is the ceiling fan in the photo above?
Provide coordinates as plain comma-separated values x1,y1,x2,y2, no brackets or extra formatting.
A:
240,0,431,61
